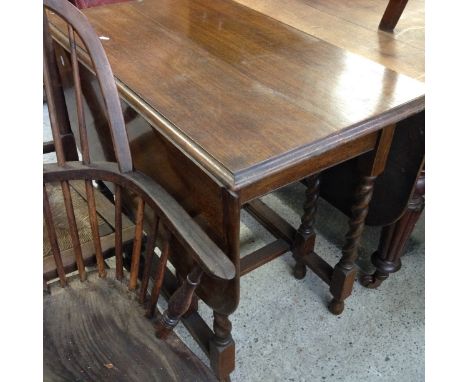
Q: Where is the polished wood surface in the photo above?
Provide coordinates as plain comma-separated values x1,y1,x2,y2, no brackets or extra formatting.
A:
235,0,424,80
44,2,236,380
55,0,424,189
48,1,425,377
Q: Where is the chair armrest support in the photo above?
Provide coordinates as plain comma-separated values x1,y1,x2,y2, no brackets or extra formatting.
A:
44,161,236,281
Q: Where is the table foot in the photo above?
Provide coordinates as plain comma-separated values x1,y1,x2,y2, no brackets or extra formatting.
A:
292,174,321,279
359,271,387,289
293,262,307,279
209,312,235,381
328,298,345,315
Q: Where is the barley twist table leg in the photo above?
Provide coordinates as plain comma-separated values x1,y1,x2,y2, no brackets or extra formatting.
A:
293,174,321,279
329,175,377,315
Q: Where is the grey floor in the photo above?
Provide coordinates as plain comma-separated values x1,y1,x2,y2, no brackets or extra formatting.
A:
44,104,424,381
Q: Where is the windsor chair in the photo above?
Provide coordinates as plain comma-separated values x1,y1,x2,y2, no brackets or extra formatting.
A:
43,0,235,380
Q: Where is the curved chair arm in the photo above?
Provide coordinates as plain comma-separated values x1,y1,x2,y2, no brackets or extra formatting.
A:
44,161,236,281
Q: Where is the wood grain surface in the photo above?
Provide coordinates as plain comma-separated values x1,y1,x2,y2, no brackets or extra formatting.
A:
44,271,217,381
234,0,424,80
50,0,424,188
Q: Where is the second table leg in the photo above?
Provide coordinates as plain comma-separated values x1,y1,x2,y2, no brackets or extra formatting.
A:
328,124,396,315
293,174,321,279
329,175,377,314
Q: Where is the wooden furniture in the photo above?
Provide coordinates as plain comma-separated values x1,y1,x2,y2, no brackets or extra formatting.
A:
47,0,425,378
43,179,135,280
68,0,130,9
234,0,424,80
43,1,235,380
235,0,425,288
380,0,409,31
360,166,424,287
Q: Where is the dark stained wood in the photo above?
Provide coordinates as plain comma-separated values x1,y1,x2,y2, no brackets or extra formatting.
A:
210,312,235,381
360,166,425,288
69,0,132,9
147,232,172,318
244,199,296,242
44,272,217,382
50,0,424,189
49,0,423,317
43,140,55,154
240,239,291,276
68,24,90,163
379,0,409,31
47,0,425,376
329,174,377,314
292,174,321,280
44,1,236,378
60,180,87,281
139,214,159,303
128,197,145,290
156,266,204,339
43,7,79,162
114,184,124,280
320,112,425,227
235,0,424,80
208,190,239,380
238,132,378,203
43,184,67,287
46,0,133,172
235,0,426,287
329,125,395,314
44,162,236,281
85,179,107,277
301,251,334,285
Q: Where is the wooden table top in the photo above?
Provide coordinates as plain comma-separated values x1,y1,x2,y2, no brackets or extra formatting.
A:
234,0,425,80
73,0,424,189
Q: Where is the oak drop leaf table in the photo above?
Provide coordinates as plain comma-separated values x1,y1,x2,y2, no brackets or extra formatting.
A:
49,0,424,378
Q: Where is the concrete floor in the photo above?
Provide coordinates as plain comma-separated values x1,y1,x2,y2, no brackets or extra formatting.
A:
44,105,424,381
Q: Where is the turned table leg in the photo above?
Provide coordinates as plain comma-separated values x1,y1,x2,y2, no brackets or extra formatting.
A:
329,175,377,314
293,174,321,279
329,125,395,315
210,312,235,381
360,168,425,288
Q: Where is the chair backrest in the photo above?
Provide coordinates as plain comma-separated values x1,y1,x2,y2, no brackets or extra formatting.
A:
43,0,235,316
44,0,132,172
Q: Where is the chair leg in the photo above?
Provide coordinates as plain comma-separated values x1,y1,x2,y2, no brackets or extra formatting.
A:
360,169,425,288
209,312,235,381
379,0,409,31
329,175,377,315
292,174,321,279
155,266,203,339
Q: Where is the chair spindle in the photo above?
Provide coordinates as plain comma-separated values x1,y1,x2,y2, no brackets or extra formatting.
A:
146,230,171,318
128,197,145,290
114,184,124,280
139,215,160,303
68,24,90,163
43,184,67,287
85,180,106,277
60,180,87,281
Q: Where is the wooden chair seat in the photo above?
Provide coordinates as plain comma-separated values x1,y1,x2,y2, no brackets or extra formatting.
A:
44,270,217,381
43,181,135,281
43,2,235,379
